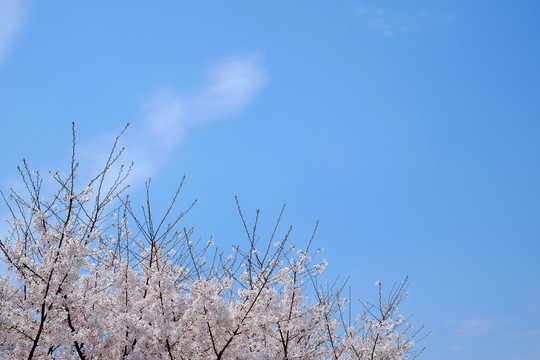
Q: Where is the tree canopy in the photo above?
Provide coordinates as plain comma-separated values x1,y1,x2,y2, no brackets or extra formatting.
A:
0,125,425,359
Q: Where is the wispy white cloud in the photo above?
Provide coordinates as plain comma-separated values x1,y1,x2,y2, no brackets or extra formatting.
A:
127,54,267,182
80,54,267,186
144,91,188,148
448,344,466,352
358,7,395,38
508,328,540,339
356,5,454,38
456,318,500,338
0,0,27,68
192,55,267,118
145,54,266,142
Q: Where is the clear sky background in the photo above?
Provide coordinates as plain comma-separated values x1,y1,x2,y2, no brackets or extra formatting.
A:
1,1,539,359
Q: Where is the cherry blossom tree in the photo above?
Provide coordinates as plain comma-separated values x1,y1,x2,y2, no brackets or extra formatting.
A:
0,124,426,359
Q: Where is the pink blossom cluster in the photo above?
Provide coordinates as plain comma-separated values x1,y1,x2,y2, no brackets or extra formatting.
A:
0,134,424,359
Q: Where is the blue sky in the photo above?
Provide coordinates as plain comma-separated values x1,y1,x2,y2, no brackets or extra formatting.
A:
1,1,540,359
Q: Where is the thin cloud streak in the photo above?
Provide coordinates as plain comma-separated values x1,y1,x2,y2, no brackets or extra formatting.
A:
508,329,540,339
193,55,268,119
145,92,188,148
0,0,27,68
129,54,267,182
456,318,500,338
356,5,454,38
145,54,267,144
80,54,267,186
448,344,466,352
